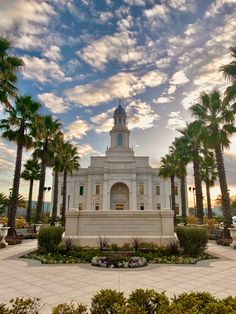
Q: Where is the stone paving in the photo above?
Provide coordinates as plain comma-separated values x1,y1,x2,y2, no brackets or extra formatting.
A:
1,240,236,313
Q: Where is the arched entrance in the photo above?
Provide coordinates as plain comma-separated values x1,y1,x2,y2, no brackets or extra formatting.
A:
110,182,129,210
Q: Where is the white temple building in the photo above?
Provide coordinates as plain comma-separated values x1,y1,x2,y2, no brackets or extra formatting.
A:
54,104,186,215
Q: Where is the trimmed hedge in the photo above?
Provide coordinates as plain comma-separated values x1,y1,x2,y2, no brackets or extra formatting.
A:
38,226,63,253
1,290,236,313
176,226,208,256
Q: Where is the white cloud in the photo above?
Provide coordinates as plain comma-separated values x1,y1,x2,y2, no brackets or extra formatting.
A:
144,4,168,20
123,0,146,6
22,56,70,84
168,85,176,94
64,118,90,140
171,70,189,85
141,70,167,87
38,93,69,114
166,111,186,130
205,0,236,17
43,46,62,61
100,11,113,22
77,31,142,70
64,70,166,107
90,109,114,133
154,96,173,104
77,144,94,156
156,57,172,69
127,100,160,130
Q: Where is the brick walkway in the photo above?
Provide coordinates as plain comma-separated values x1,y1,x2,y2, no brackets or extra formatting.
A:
0,240,236,313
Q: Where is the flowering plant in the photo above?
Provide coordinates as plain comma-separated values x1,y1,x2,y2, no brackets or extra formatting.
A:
91,255,147,268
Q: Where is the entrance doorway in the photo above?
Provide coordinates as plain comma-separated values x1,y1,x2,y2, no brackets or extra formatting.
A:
110,182,129,210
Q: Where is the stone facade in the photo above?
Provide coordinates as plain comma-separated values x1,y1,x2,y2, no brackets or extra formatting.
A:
52,104,187,246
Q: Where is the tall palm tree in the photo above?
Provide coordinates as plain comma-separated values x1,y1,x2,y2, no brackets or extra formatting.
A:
159,153,178,220
200,150,217,219
51,134,64,226
179,122,204,224
0,36,24,109
220,46,236,103
190,90,236,231
170,136,189,224
33,115,62,223
61,142,80,227
0,96,41,236
21,158,40,224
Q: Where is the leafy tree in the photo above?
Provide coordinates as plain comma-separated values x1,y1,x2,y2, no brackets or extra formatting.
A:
51,134,64,226
0,192,8,214
200,150,217,219
190,90,236,230
0,36,24,109
0,96,40,236
33,115,62,223
170,136,189,224
179,122,204,224
21,158,40,224
61,142,80,227
159,153,178,220
220,46,236,103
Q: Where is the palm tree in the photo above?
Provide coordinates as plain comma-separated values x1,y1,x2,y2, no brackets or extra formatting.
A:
0,96,41,237
61,142,80,227
0,36,24,109
200,150,217,219
21,158,40,224
33,115,62,223
220,46,236,103
51,134,64,226
179,122,204,224
170,136,189,224
0,192,8,215
159,153,178,220
190,90,236,231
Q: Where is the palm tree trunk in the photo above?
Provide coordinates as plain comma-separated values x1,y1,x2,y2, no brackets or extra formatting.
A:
215,143,231,233
8,143,23,238
180,176,187,224
193,151,204,224
36,157,46,223
170,175,176,221
61,170,67,227
51,171,59,226
205,182,213,219
26,178,34,225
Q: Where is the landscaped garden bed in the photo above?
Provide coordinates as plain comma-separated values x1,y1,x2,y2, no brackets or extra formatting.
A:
22,225,216,266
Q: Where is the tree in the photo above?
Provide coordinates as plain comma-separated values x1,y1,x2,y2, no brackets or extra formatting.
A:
200,150,217,219
220,46,236,103
51,134,64,226
0,36,24,109
159,153,178,220
0,96,40,237
61,142,80,227
33,115,62,223
170,136,189,224
190,90,236,231
21,158,40,224
179,122,204,224
0,192,8,214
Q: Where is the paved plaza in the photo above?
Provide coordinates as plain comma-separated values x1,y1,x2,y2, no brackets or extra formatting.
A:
1,240,236,313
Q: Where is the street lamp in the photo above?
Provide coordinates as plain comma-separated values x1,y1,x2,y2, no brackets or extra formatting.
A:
169,195,172,210
43,187,51,215
189,186,196,215
7,188,13,217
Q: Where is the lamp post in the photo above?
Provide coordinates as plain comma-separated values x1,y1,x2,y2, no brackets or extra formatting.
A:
7,188,13,218
169,195,172,210
67,195,71,211
43,187,51,220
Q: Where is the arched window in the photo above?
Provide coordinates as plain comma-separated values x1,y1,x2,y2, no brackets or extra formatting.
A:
117,133,123,146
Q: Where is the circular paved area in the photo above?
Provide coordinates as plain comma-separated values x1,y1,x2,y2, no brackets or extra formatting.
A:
1,240,236,313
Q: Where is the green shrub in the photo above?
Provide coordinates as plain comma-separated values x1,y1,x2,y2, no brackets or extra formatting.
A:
170,292,216,313
222,296,236,311
0,297,41,313
127,289,169,314
52,302,87,314
38,226,63,253
176,227,208,256
90,289,126,314
110,243,119,251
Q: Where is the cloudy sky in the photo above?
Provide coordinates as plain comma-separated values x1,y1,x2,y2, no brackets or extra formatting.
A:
0,0,236,204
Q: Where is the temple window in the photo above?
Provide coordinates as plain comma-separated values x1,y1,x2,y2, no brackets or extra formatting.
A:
140,203,144,210
156,185,160,195
140,184,144,195
156,203,161,210
117,133,123,146
95,203,99,210
79,203,83,210
96,184,100,195
79,185,84,196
